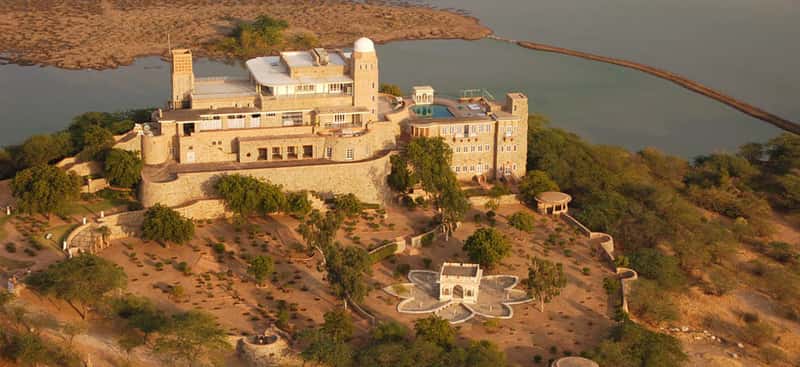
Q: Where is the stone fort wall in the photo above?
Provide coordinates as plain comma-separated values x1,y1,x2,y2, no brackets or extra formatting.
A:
141,151,394,208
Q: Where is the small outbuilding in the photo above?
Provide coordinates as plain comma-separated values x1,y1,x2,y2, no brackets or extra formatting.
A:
412,86,435,105
535,191,572,215
438,262,482,304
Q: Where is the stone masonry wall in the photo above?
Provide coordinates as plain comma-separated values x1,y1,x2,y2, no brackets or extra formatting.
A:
141,152,394,208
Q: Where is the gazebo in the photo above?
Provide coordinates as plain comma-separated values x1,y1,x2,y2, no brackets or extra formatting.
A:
535,191,572,215
412,86,435,105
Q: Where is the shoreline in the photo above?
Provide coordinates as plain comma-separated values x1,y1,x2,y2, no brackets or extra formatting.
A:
486,35,800,135
0,0,490,70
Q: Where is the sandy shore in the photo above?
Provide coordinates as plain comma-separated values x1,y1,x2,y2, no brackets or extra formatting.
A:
0,0,491,70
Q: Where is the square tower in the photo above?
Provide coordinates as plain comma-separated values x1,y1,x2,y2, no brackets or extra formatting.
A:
351,38,379,122
171,49,194,110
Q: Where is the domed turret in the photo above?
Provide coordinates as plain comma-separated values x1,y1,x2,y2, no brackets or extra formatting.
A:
354,37,375,53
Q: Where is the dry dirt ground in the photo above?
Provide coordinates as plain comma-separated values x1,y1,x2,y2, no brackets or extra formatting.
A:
364,203,617,366
0,0,491,69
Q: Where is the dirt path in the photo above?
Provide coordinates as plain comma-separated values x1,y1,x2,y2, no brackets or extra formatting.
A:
0,0,490,70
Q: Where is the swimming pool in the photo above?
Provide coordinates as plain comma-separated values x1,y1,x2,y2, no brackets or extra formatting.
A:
411,104,455,118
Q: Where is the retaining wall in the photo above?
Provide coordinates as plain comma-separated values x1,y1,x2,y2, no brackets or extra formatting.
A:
467,194,521,208
141,151,394,208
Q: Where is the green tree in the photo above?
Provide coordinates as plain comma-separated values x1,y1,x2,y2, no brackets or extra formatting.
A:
464,340,508,367
299,309,354,367
247,255,274,286
298,209,344,262
388,154,416,193
333,193,362,217
141,204,195,244
325,245,372,306
379,83,403,97
16,133,72,168
405,137,470,238
764,133,800,174
11,165,81,216
104,149,143,188
153,311,231,367
518,170,559,204
462,228,510,268
507,211,535,232
413,315,455,348
590,318,687,367
112,295,169,340
525,257,567,312
25,254,126,319
78,124,114,161
5,332,51,367
286,191,312,217
215,174,286,216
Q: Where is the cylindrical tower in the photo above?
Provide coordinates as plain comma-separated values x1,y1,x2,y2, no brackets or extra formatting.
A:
351,37,379,122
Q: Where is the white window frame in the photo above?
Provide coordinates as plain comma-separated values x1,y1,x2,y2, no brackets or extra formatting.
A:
345,147,354,160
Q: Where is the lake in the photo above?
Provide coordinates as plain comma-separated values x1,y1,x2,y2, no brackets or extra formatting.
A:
0,0,796,157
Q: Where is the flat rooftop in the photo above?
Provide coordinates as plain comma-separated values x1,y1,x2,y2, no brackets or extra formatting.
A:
247,53,353,87
193,77,255,99
441,263,480,277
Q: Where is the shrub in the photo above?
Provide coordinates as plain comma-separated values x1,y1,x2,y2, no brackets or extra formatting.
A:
5,242,16,253
333,193,362,217
394,264,411,278
629,279,679,324
379,83,403,97
422,257,433,269
581,267,591,276
508,211,536,232
741,320,775,347
213,243,226,254
421,232,434,247
629,248,686,291
368,242,397,264
141,204,195,244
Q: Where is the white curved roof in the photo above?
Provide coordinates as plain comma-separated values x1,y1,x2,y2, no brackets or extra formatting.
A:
354,37,375,53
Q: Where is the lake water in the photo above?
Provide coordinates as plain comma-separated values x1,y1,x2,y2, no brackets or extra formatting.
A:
0,0,796,157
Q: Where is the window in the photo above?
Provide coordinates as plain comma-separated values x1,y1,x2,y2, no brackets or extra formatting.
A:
471,145,476,152
440,127,447,135
455,166,461,173
249,114,261,128
513,144,518,151
325,147,333,159
282,112,303,126
485,144,490,151
500,145,504,152
456,146,461,153
505,126,513,137
287,146,298,159
477,145,483,152
272,147,282,160
257,148,268,160
333,113,346,123
303,145,313,158
294,84,315,93
345,148,354,160
512,163,517,170
462,165,467,172
469,165,475,172
329,83,342,93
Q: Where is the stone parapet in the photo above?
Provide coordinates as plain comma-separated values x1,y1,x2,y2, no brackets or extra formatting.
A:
141,151,393,208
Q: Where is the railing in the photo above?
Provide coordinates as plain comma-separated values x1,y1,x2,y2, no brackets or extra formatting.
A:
261,91,352,100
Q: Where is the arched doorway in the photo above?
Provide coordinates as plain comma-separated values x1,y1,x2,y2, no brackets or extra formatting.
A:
453,285,464,299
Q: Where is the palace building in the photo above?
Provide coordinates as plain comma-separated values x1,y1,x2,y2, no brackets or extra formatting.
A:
136,37,528,207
